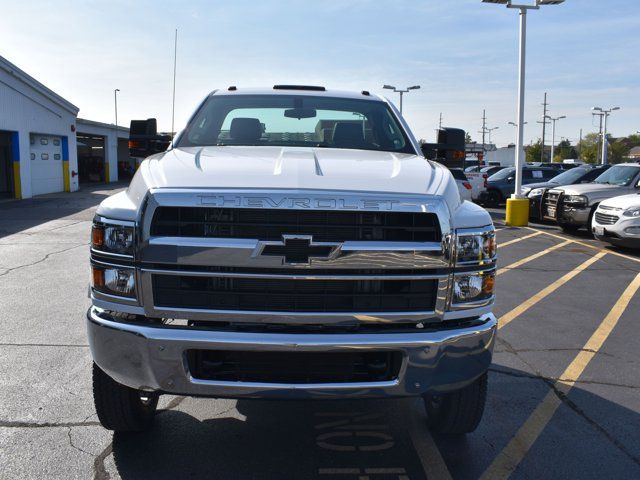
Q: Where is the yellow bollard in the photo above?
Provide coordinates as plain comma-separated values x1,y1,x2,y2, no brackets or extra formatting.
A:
505,198,529,226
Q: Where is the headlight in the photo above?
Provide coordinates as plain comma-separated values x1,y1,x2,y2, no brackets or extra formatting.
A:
453,271,495,304
92,266,136,297
92,220,135,256
563,195,588,207
455,228,497,265
528,188,545,198
622,207,640,217
521,187,532,195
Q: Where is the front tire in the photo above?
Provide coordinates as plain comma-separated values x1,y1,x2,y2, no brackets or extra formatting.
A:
424,373,487,435
92,362,158,432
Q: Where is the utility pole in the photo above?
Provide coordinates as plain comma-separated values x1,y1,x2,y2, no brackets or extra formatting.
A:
539,92,549,162
438,112,443,129
579,128,583,160
479,109,488,152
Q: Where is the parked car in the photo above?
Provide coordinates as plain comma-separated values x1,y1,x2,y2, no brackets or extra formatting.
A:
450,168,473,202
541,163,640,232
524,165,610,220
592,193,640,248
478,166,558,207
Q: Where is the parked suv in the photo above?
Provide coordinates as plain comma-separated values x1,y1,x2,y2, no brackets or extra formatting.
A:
479,166,558,207
87,86,497,435
524,165,610,221
541,163,640,232
592,193,640,248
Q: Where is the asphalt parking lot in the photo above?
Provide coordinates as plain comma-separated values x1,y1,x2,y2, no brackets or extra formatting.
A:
1,186,639,480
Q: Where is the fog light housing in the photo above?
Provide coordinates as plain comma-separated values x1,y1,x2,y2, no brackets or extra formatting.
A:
624,226,640,235
452,271,495,304
92,266,136,298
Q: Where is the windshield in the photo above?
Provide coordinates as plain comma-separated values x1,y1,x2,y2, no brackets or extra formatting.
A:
547,167,588,184
593,165,640,186
488,167,515,181
177,94,415,153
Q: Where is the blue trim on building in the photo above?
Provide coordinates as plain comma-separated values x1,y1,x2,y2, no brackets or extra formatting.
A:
61,136,69,160
10,131,20,162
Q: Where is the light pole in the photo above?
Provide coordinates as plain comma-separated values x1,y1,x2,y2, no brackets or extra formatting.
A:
508,121,528,127
487,126,499,144
114,89,120,132
482,0,565,226
592,107,620,165
546,115,565,162
383,85,420,114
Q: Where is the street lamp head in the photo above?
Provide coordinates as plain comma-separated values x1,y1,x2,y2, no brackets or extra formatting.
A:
537,0,565,5
612,107,621,111
408,85,421,90
481,0,509,4
558,116,566,120
592,107,602,111
383,85,395,90
115,88,120,92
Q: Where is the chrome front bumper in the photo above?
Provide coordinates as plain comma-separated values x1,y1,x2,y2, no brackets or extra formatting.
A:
87,307,496,399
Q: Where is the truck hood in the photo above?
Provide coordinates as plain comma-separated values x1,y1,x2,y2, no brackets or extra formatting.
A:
599,193,640,209
553,183,629,202
140,146,449,196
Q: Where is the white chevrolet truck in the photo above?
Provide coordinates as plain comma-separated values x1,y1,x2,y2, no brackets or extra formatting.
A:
88,86,497,436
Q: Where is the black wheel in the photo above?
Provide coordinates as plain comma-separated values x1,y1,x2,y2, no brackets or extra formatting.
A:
485,190,502,208
424,373,487,435
92,362,158,432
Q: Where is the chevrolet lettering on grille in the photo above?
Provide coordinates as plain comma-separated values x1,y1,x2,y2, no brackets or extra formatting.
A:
254,235,341,265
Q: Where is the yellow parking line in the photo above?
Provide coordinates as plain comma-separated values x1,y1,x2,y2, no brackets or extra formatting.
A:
497,240,571,276
481,272,640,480
408,417,453,480
524,226,640,265
498,231,543,249
498,251,607,330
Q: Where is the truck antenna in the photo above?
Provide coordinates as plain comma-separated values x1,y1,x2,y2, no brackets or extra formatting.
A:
171,28,178,141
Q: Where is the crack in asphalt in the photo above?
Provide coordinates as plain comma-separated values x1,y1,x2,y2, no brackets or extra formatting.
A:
0,420,101,428
0,343,89,348
491,338,640,467
67,427,96,457
0,243,87,277
494,347,616,358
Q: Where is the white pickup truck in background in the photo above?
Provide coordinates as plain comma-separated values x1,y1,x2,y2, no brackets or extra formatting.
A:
464,165,507,201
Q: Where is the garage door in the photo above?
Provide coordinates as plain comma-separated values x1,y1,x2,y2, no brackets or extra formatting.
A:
30,134,63,196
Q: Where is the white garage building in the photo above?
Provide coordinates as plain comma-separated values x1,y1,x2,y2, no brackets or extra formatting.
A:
0,55,130,200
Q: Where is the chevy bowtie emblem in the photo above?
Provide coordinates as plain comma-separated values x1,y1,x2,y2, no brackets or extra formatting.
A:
254,235,342,265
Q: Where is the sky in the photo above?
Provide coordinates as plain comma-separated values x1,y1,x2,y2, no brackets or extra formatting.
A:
2,0,638,147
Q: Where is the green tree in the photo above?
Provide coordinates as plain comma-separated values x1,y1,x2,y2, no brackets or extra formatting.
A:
525,140,542,163
465,132,474,144
608,138,630,164
553,139,578,162
577,133,600,164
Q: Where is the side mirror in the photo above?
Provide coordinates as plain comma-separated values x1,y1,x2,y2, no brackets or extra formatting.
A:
129,118,171,158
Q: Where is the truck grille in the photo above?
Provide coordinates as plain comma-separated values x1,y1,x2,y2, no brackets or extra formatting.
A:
152,275,438,313
542,191,562,220
186,349,402,384
594,212,619,225
150,207,441,242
